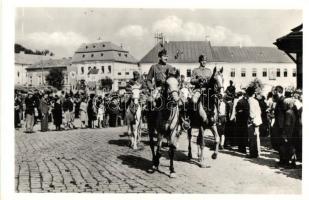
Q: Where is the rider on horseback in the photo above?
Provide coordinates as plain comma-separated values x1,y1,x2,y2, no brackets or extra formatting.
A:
125,71,143,106
190,54,213,123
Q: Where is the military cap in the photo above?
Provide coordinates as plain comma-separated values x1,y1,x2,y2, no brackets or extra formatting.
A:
158,49,167,57
198,54,207,62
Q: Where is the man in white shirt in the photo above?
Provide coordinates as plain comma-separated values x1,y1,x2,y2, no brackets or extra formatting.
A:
246,86,262,158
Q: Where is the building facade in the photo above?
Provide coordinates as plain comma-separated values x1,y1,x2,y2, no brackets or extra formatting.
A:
69,41,139,91
140,41,295,93
26,57,71,88
15,51,53,85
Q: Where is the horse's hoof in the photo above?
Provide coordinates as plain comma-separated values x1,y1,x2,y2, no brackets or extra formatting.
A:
170,172,177,178
200,161,207,168
147,166,156,174
211,153,218,160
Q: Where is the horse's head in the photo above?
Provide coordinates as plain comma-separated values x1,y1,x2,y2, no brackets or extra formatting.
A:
211,66,224,96
165,68,180,102
131,84,141,105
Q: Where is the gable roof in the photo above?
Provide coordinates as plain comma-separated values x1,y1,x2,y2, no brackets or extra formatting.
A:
212,46,292,63
72,41,138,64
28,57,72,69
140,41,214,63
15,53,53,65
139,41,292,64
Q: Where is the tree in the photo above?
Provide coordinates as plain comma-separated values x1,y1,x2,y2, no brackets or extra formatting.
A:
14,43,54,55
99,76,113,91
46,68,64,90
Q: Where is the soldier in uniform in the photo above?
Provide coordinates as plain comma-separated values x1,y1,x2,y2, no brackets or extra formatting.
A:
147,49,174,104
146,48,174,167
190,54,213,122
125,71,143,108
126,71,142,91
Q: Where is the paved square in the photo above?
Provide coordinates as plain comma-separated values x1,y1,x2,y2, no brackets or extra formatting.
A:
15,125,301,193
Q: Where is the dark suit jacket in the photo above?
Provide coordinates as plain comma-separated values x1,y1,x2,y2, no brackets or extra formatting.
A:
274,96,285,129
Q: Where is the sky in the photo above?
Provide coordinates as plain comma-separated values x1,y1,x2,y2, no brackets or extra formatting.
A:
15,8,302,60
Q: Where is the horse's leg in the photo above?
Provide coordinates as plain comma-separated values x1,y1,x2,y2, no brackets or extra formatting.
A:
187,128,192,159
211,125,220,159
169,145,176,178
129,124,134,148
132,124,138,150
137,108,142,144
155,133,163,169
148,124,157,169
197,126,207,168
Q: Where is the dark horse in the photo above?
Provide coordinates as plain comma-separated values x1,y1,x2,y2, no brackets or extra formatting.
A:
180,67,224,167
147,70,180,178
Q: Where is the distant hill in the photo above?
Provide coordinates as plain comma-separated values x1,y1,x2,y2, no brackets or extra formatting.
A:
15,43,54,56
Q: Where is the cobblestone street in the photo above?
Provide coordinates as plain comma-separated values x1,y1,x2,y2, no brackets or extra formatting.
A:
15,124,302,194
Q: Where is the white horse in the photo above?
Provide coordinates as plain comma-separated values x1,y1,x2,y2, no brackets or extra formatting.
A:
125,84,143,149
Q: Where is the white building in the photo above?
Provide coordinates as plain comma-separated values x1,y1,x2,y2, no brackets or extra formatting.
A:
15,51,52,85
26,57,71,88
69,41,139,91
139,41,295,93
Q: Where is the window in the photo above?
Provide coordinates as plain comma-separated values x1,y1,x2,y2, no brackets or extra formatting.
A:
102,44,105,47
93,45,96,48
101,53,104,57
125,72,130,75
277,68,281,77
81,67,84,74
118,53,121,57
85,46,88,49
101,66,104,73
284,68,288,77
252,68,257,77
262,68,267,77
17,71,20,77
241,68,246,77
230,68,235,77
124,54,128,57
293,68,296,77
187,69,191,77
118,72,122,76
108,65,111,73
91,54,94,57
82,54,85,58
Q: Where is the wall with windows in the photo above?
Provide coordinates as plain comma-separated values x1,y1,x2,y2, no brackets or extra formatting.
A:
70,61,139,91
26,67,68,87
15,64,29,85
141,62,296,92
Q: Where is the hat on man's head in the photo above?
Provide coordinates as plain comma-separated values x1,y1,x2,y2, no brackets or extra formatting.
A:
198,54,207,62
133,71,140,76
158,49,167,57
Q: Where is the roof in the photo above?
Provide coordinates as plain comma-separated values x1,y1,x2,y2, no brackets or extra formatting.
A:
140,41,214,63
274,24,302,53
212,46,292,63
15,53,53,65
28,57,72,69
140,41,292,64
72,41,138,64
